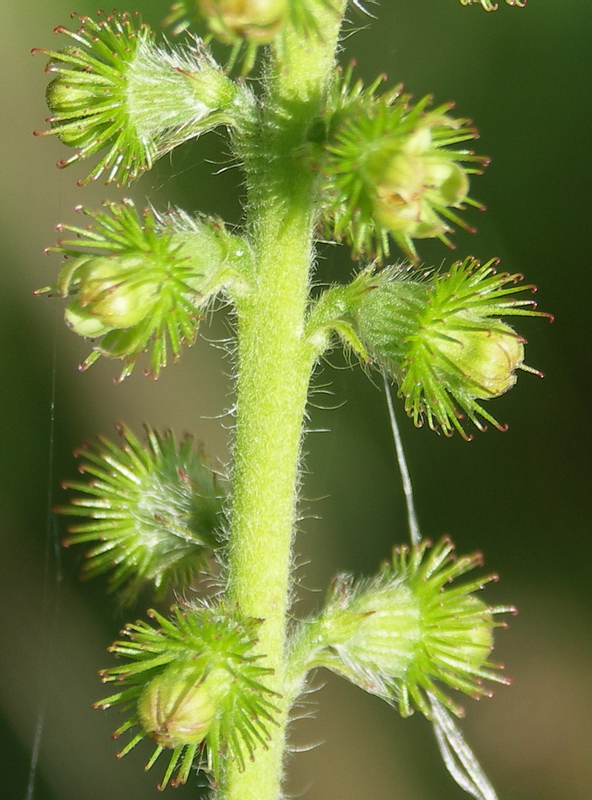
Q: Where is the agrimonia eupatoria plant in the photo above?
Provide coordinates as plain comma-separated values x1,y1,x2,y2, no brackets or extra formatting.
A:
36,1,540,799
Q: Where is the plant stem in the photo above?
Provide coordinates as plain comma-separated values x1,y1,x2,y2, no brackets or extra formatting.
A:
222,5,347,799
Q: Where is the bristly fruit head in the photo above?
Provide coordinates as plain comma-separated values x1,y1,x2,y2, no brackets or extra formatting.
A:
58,424,226,604
316,66,488,262
354,256,548,438
38,199,249,380
314,538,515,720
97,604,279,788
34,10,241,185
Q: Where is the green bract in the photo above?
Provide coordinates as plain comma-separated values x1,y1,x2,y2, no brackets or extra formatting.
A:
354,257,546,438
97,605,278,788
39,199,250,380
317,67,487,261
34,10,243,185
59,424,226,604
311,539,514,719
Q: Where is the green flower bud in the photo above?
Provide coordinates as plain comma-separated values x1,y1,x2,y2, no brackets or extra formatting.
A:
437,595,494,666
45,78,103,124
198,0,288,44
434,321,524,399
38,200,250,380
138,664,223,748
314,539,513,719
97,605,278,788
69,255,160,330
34,11,246,185
368,136,471,244
355,257,547,438
424,157,470,205
371,151,429,233
58,424,226,604
63,301,113,338
318,67,487,261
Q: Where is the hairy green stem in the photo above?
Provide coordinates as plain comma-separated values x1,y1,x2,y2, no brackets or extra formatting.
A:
222,5,347,800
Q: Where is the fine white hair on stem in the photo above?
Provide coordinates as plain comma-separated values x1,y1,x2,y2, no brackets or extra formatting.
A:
381,368,421,546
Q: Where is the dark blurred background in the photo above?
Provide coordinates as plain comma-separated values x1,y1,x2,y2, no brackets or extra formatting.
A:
1,1,591,799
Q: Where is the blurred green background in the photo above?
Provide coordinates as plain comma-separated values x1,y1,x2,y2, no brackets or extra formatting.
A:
1,1,591,799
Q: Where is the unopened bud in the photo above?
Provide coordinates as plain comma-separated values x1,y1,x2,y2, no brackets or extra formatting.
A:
198,0,288,43
70,255,159,330
319,69,485,261
355,257,543,437
138,664,224,749
368,131,470,243
64,302,113,338
433,321,524,399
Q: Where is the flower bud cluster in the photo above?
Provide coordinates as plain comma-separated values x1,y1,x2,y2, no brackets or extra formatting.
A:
59,424,226,604
312,538,513,719
354,257,546,438
166,0,338,73
97,604,278,788
34,10,243,185
170,0,289,44
316,68,487,261
39,199,250,380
